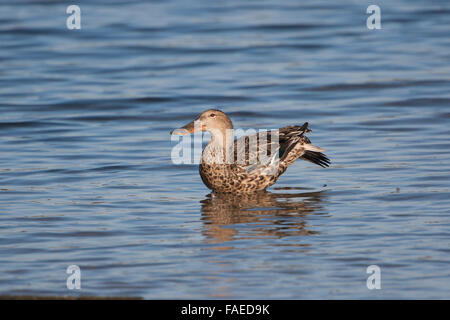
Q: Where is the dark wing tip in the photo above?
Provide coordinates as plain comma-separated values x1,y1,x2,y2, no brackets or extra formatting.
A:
299,122,311,133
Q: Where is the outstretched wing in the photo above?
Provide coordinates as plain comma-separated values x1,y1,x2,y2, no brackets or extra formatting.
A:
279,123,330,168
232,122,330,173
278,123,310,159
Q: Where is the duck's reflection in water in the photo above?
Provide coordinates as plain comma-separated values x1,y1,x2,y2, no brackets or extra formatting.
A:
200,188,327,246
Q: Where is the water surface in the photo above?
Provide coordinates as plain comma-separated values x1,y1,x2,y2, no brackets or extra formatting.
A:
0,0,449,299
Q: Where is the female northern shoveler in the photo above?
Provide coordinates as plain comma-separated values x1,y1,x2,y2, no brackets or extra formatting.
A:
171,109,330,193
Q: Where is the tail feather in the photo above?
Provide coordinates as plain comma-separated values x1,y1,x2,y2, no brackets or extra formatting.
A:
304,144,324,153
301,150,331,168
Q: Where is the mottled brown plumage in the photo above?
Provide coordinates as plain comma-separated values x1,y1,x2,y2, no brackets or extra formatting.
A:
172,109,330,193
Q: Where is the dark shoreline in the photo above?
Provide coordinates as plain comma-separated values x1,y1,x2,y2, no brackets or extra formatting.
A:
0,294,141,300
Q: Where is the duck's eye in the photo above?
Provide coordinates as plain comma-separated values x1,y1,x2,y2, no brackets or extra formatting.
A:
209,113,216,118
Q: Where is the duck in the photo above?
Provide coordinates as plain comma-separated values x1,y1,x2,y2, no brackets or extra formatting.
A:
171,109,330,193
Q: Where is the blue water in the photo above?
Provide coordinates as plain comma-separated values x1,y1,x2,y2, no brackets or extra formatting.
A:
1,0,449,299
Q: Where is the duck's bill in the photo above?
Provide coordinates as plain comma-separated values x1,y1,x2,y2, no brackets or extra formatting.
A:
171,120,205,135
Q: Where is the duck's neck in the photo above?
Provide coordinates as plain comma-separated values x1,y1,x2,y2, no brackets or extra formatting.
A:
202,128,234,165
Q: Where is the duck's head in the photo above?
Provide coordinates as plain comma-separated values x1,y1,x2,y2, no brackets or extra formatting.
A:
171,109,233,135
